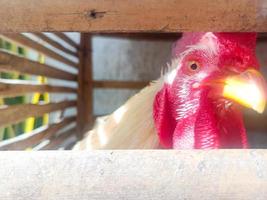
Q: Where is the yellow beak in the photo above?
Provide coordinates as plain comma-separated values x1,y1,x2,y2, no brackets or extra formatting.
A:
222,69,267,113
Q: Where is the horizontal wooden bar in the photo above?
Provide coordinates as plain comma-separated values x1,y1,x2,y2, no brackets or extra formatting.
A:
0,117,75,150
42,127,76,150
0,79,76,98
0,150,266,199
54,33,79,50
96,33,267,43
2,34,78,68
0,0,264,32
93,80,149,89
33,33,78,57
0,50,77,81
95,33,181,41
0,100,76,127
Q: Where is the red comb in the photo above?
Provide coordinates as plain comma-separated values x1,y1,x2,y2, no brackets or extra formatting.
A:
172,32,257,58
215,32,257,50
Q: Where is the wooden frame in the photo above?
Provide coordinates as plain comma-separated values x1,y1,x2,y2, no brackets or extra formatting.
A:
77,33,93,139
0,0,265,32
93,80,149,89
0,0,265,147
0,6,266,147
0,0,266,199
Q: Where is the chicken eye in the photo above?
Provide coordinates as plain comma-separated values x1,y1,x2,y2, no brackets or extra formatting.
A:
189,61,200,71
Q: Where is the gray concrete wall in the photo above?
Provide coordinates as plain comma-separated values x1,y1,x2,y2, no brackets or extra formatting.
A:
92,36,173,115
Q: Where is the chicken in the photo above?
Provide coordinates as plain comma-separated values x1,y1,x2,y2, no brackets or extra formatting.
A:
73,32,267,150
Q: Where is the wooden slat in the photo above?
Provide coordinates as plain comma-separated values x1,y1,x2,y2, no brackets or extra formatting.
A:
77,33,93,139
95,33,181,41
0,0,264,32
0,79,76,98
97,33,267,43
2,34,78,68
0,50,76,81
54,33,79,50
0,100,76,127
0,150,267,199
93,80,149,89
42,127,76,150
0,117,75,150
33,33,78,57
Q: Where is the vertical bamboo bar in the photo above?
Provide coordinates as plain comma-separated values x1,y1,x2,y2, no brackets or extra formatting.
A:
77,33,93,139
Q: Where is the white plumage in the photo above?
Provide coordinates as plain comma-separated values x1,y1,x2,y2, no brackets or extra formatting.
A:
73,79,164,150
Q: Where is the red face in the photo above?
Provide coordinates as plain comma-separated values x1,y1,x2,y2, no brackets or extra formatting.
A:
153,32,266,149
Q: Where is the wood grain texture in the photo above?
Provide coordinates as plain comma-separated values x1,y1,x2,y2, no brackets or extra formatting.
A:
0,117,75,150
33,33,78,57
0,0,264,32
2,34,78,68
0,100,76,127
77,33,93,139
93,80,149,89
0,150,266,199
0,80,76,98
0,51,77,81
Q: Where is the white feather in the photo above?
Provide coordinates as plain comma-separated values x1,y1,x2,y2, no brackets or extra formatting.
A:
73,79,164,150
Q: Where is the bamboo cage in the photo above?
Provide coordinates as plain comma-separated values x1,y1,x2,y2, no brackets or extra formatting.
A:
0,0,267,199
